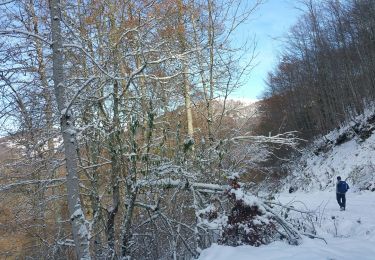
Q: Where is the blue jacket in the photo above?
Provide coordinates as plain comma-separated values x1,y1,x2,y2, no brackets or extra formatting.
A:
336,180,349,194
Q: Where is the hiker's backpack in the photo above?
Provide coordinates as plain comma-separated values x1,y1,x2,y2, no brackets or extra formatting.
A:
337,181,349,193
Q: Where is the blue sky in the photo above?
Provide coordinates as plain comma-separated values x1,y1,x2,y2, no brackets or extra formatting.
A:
230,0,302,100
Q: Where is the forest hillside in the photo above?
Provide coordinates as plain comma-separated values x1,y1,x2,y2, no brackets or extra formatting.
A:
0,0,375,259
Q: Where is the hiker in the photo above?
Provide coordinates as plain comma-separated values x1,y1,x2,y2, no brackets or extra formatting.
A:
336,176,349,211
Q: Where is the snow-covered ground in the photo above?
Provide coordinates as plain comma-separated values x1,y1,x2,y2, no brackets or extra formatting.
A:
200,190,375,260
200,110,375,259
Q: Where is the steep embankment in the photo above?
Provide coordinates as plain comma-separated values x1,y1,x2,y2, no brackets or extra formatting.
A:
286,108,375,192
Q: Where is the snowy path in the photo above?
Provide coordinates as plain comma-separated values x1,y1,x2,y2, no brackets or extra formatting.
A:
199,190,375,260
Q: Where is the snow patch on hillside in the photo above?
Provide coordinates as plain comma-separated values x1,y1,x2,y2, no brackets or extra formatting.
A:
285,108,375,192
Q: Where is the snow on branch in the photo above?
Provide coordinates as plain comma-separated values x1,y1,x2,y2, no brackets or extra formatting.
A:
63,76,98,115
136,178,227,193
210,186,305,248
264,201,314,215
262,202,303,245
57,239,75,247
0,178,65,192
223,131,305,147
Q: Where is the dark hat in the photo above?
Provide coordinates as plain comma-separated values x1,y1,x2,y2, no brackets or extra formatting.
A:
337,176,341,180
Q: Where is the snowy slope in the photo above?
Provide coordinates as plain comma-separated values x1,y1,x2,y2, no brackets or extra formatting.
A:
285,109,375,192
287,134,375,192
200,190,375,260
200,109,375,259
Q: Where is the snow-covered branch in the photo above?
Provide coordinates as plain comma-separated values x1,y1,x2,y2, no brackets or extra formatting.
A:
0,178,65,192
224,132,304,147
63,76,98,115
136,178,227,193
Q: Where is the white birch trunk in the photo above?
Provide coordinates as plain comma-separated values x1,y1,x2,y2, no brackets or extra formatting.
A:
177,0,194,142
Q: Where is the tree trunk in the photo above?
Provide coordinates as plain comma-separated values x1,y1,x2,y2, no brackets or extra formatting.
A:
207,0,215,142
177,0,194,144
49,0,91,258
